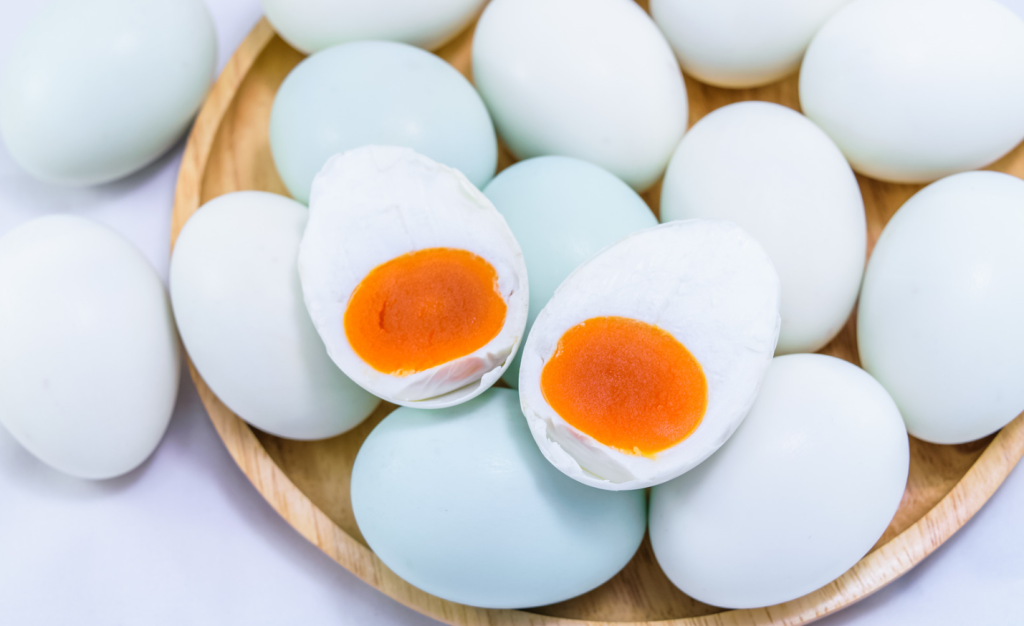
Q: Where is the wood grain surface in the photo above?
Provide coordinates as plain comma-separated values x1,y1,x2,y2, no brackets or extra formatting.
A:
171,14,1024,626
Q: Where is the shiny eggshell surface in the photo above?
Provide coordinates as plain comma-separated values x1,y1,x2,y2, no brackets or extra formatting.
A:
0,216,180,479
650,354,909,609
0,0,216,186
472,0,687,192
800,0,1024,183
660,102,865,354
483,156,658,387
858,171,1024,444
261,0,486,53
170,191,380,440
269,40,497,204
299,146,528,408
650,0,852,88
351,388,647,609
519,220,781,490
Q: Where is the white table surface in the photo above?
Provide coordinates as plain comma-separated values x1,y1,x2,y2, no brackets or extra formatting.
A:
1,1,1022,624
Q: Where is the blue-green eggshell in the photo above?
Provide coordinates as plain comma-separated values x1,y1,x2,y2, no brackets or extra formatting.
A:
483,156,658,387
0,0,216,186
350,388,647,609
269,40,497,203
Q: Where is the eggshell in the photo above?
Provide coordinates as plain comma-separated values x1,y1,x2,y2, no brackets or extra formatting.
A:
482,156,658,387
299,146,528,408
170,191,380,440
0,216,180,479
650,0,852,88
519,220,781,490
650,354,909,609
799,0,1024,183
269,41,496,204
660,102,865,354
472,0,687,192
0,0,215,186
261,0,486,54
351,388,646,609
858,171,1024,444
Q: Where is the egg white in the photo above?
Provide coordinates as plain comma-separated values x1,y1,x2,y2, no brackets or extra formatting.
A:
519,220,781,490
298,146,529,408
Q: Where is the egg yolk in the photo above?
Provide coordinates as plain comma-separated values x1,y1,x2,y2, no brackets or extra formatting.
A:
540,316,707,456
344,247,507,376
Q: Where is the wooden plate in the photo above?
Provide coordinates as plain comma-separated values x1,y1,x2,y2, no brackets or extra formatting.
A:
171,12,1024,626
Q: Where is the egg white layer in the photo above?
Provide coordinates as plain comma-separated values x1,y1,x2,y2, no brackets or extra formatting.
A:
299,146,529,408
519,220,780,490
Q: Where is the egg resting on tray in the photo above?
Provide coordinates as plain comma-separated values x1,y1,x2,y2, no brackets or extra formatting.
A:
351,388,646,609
170,191,380,440
650,354,909,609
519,220,781,490
298,146,529,408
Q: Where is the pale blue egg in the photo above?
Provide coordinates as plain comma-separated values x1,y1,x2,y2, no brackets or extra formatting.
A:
350,388,646,609
483,156,658,387
269,41,497,204
0,0,216,186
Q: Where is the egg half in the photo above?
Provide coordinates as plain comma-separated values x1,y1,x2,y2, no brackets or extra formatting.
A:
299,146,529,408
519,220,781,490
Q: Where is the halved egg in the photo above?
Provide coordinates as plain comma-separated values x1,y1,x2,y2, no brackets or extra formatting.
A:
299,146,529,408
519,220,781,490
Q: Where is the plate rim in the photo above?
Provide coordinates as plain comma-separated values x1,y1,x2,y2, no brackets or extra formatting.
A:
170,17,1024,626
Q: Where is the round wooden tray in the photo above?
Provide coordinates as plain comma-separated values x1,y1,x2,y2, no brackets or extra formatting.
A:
171,12,1024,626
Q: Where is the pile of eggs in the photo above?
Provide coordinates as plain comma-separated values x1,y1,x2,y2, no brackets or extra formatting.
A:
2,0,1024,614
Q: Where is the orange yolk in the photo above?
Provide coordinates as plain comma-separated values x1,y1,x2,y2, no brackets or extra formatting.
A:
344,247,507,376
540,316,708,456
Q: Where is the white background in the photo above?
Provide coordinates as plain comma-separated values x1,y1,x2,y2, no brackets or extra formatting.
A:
1,1,1022,624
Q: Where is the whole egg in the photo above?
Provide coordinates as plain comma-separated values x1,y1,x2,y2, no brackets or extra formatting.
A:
0,0,216,186
269,40,496,204
351,388,646,609
800,0,1024,183
170,191,380,440
472,0,688,192
858,171,1024,444
660,102,865,354
261,0,486,53
482,156,658,387
650,354,909,609
0,216,180,479
651,0,852,88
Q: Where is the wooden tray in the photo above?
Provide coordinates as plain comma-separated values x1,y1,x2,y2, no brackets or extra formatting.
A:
171,12,1024,626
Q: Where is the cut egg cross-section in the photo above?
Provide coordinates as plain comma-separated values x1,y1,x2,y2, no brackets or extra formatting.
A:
299,146,529,408
519,220,781,490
